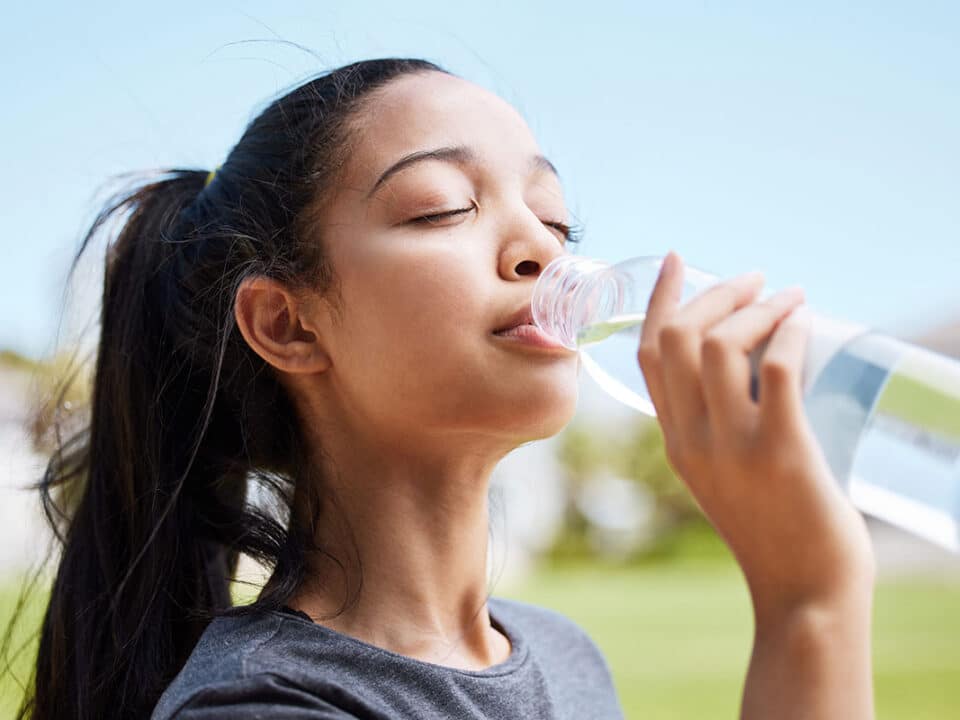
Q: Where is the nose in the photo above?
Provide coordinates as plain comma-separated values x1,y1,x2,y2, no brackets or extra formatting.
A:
498,210,570,281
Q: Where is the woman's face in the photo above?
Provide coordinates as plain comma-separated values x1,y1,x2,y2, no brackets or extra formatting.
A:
308,70,581,453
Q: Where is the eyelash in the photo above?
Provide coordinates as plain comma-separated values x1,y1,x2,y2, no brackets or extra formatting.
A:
411,206,583,244
546,220,584,245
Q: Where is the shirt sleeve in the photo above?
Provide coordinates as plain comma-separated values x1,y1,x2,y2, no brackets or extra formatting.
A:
169,672,366,719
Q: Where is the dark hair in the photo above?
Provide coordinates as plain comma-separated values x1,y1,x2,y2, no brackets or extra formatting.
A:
11,57,447,720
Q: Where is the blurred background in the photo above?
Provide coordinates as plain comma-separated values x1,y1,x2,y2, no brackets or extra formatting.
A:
2,2,959,718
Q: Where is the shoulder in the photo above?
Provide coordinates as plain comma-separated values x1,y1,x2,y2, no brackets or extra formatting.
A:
151,610,367,720
156,672,361,719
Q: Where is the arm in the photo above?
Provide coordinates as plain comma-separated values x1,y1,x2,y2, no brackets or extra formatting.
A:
741,589,874,719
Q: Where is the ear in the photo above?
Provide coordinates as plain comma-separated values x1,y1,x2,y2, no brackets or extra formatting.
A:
234,275,332,374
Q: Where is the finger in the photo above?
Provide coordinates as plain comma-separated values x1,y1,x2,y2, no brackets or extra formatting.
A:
700,287,807,436
639,252,685,346
757,303,813,436
637,251,685,426
674,270,767,333
656,270,769,431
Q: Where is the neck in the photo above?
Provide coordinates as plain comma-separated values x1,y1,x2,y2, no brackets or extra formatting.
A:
285,415,514,670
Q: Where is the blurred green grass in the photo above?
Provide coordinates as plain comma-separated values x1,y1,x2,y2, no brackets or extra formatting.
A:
3,554,959,719
500,556,960,719
0,578,45,719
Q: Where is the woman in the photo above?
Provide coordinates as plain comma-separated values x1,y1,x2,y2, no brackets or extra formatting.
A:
22,58,875,719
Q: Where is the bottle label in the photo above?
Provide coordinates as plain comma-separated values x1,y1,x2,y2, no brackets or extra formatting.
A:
849,346,960,552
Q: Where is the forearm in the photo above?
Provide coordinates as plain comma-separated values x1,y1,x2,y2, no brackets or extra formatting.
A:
741,593,874,720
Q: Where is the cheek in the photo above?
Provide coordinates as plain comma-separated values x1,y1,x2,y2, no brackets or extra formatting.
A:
363,262,480,352
331,259,487,392
328,251,579,435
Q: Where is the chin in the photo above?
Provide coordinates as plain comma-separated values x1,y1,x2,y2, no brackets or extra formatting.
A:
511,387,579,442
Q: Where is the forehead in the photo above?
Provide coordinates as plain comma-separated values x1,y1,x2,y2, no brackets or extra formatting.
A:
345,71,542,184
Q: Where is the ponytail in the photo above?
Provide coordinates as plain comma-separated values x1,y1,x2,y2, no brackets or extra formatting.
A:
27,172,242,719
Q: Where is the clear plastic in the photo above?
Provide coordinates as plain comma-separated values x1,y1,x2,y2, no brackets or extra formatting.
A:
532,254,960,552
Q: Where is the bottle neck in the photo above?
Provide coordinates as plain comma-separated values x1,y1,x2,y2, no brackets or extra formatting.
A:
532,254,614,349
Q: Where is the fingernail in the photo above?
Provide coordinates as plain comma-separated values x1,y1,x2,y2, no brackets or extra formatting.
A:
779,285,805,301
660,252,678,277
737,270,765,284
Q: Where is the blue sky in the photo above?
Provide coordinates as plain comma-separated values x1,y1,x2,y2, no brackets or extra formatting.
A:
2,1,958,358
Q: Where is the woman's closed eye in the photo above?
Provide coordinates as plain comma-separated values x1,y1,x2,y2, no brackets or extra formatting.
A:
409,204,582,244
410,205,476,225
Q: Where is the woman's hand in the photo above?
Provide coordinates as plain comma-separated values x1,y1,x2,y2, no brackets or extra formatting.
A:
637,251,876,719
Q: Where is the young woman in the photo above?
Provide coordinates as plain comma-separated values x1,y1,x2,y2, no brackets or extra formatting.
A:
22,58,875,719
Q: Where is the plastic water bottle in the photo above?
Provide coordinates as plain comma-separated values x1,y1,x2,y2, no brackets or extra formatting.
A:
532,254,960,552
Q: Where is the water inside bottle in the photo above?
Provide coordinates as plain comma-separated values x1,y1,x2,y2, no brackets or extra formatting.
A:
576,313,653,415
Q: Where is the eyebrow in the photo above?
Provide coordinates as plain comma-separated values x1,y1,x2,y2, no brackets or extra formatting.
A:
366,145,561,198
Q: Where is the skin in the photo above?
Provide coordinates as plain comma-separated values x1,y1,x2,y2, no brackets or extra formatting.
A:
235,71,876,716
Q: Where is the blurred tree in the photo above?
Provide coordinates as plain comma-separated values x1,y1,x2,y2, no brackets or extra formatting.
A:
555,421,617,479
551,416,709,564
613,419,702,527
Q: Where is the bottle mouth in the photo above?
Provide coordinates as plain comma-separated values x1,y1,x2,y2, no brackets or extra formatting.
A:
532,254,614,350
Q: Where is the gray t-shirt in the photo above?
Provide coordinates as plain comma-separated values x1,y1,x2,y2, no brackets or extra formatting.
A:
151,596,624,719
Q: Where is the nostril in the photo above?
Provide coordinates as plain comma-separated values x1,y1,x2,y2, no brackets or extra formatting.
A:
516,260,539,275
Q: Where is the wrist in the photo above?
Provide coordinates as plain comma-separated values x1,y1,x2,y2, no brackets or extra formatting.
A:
741,542,876,630
751,582,874,642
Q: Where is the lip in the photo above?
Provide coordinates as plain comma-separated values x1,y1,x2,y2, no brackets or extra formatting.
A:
493,306,536,334
492,324,573,351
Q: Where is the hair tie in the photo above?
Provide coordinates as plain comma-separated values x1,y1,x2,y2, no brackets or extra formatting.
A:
204,164,222,188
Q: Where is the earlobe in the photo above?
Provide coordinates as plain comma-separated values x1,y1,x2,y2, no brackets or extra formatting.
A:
234,276,332,375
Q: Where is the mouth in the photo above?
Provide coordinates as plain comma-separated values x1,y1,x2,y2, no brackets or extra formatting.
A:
492,307,535,335
492,307,570,351
492,323,568,346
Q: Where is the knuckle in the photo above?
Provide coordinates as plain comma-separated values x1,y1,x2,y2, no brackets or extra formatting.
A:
760,357,793,384
701,332,728,362
637,342,659,370
659,322,690,350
